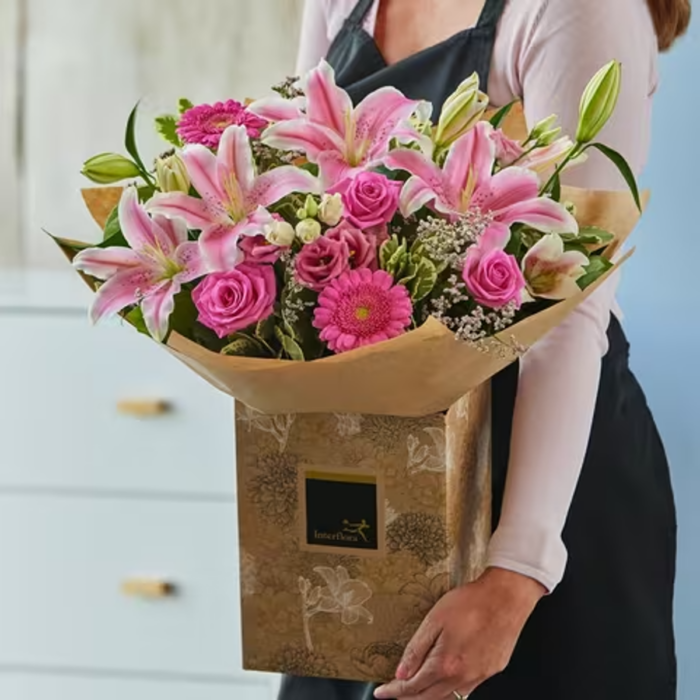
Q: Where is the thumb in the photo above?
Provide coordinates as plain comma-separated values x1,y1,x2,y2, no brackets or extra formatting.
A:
396,616,441,680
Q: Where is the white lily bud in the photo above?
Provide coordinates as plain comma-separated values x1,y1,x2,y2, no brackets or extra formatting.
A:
264,220,295,247
296,218,322,244
434,73,489,148
155,153,190,193
576,61,622,144
318,193,344,226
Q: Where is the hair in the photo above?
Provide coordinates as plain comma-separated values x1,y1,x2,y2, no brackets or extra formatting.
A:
647,0,692,51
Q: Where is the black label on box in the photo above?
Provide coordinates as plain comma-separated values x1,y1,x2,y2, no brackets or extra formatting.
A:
305,472,379,551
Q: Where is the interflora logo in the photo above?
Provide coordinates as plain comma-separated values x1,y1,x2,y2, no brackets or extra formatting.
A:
305,470,379,551
314,519,372,544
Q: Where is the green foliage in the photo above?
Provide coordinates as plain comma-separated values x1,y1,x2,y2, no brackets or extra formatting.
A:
577,255,614,290
155,115,183,148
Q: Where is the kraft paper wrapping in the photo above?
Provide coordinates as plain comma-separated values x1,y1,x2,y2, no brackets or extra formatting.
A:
57,107,646,682
234,388,491,682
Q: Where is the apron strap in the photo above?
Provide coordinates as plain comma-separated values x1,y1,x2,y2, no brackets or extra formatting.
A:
476,0,508,28
348,0,376,26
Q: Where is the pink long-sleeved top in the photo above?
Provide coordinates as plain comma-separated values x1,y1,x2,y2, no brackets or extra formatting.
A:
297,0,658,591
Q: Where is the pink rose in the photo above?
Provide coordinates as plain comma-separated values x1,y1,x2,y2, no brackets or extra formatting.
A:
295,236,350,290
238,234,281,265
325,222,377,270
193,264,276,338
332,172,401,229
462,226,525,309
490,130,525,167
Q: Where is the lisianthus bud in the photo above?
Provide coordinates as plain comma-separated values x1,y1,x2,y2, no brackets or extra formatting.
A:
264,220,295,247
434,73,489,148
81,153,141,184
576,61,622,144
296,218,322,244
155,153,191,193
318,193,344,226
296,194,319,221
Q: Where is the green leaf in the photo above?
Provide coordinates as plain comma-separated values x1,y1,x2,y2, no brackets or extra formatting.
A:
123,306,150,336
407,257,438,301
379,235,401,271
165,288,199,341
102,206,121,242
178,98,194,115
274,326,305,361
587,143,642,211
577,255,614,290
561,226,615,251
489,100,517,129
256,315,277,343
221,334,267,357
155,115,183,148
125,102,151,182
137,184,157,202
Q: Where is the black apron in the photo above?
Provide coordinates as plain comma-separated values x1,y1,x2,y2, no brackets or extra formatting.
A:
278,1,677,697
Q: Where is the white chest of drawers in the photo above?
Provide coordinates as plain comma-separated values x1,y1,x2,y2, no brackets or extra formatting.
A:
0,271,280,699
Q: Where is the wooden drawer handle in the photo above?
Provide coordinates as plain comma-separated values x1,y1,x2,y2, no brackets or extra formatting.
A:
121,578,177,599
116,399,172,417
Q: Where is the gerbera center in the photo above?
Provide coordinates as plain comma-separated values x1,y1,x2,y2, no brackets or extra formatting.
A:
355,306,370,321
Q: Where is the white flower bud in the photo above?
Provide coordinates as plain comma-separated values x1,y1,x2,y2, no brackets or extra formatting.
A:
318,193,344,226
296,218,322,244
264,220,295,247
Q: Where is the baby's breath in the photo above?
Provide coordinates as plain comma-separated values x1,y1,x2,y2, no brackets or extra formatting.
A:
416,212,492,270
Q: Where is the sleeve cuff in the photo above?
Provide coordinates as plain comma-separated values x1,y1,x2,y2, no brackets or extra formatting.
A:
485,523,569,593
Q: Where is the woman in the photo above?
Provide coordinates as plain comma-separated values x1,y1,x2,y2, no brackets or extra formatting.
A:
281,1,689,698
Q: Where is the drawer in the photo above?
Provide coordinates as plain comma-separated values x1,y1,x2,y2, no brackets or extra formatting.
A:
0,313,235,495
0,673,279,700
0,494,260,679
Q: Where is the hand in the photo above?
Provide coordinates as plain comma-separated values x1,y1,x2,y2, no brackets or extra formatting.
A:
374,568,546,700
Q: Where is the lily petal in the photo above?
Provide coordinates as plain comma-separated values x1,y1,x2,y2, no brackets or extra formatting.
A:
198,222,245,272
247,165,320,209
174,241,207,280
262,119,345,161
73,246,141,279
181,144,226,205
443,122,495,201
118,187,160,251
498,196,579,234
473,167,540,214
399,176,437,217
353,87,419,161
148,192,221,230
217,125,255,196
386,149,444,192
141,280,178,342
152,214,188,252
317,151,357,189
89,267,157,324
303,60,352,137
478,222,512,252
247,95,304,122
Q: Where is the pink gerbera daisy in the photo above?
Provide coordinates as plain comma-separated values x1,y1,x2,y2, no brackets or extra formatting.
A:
313,269,413,354
177,100,267,149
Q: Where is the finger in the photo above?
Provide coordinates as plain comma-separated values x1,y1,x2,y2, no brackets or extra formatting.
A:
395,616,442,680
395,678,463,700
374,653,443,698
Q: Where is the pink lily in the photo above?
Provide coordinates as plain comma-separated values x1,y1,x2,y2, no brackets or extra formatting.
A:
73,187,206,341
385,121,579,234
249,60,419,186
148,124,319,271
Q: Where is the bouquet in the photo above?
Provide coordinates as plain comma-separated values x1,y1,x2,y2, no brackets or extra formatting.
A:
50,60,644,681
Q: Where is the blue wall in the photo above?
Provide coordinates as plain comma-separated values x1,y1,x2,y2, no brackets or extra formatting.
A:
617,24,699,699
